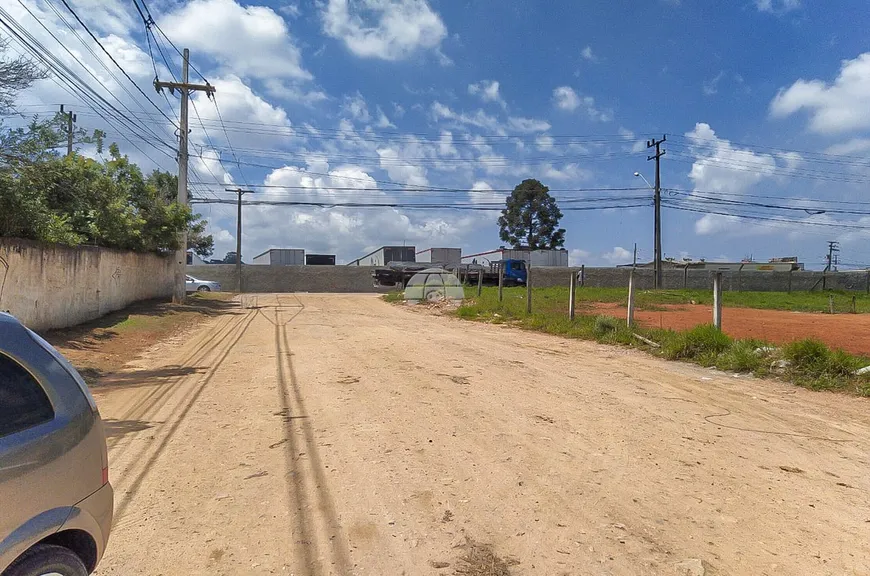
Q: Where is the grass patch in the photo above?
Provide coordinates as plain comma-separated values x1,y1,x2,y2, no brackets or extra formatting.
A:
431,286,870,396
382,291,405,303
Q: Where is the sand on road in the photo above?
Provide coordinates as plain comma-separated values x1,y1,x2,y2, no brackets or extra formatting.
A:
91,294,870,576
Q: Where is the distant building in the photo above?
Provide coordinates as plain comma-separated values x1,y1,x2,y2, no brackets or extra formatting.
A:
461,247,569,267
347,246,416,266
252,248,305,266
417,248,461,266
305,254,336,266
186,250,206,265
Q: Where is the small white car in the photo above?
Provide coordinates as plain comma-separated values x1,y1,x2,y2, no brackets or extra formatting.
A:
185,275,221,293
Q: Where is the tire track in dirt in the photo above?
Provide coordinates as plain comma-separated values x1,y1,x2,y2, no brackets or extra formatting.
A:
103,310,243,451
271,302,354,576
112,308,258,522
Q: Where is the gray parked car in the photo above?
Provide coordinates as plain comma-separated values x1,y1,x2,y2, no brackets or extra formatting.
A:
185,275,221,293
0,312,113,576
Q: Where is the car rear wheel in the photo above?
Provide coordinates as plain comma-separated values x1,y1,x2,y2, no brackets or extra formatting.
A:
197,285,211,292
3,544,88,576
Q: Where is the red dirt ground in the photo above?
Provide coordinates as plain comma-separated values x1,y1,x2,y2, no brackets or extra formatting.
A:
589,302,870,356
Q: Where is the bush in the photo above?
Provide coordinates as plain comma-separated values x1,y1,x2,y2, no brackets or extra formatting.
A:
783,339,833,377
593,315,619,337
716,340,763,373
662,324,732,363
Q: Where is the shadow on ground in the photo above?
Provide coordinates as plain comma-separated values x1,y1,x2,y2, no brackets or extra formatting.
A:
89,365,209,390
102,417,156,440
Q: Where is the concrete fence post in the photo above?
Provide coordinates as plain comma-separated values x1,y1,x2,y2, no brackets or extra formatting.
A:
866,270,869,294
788,269,793,294
580,265,585,287
683,264,688,289
713,272,723,330
498,264,504,302
851,295,857,314
476,267,483,297
526,267,532,314
829,294,835,314
627,268,636,327
568,270,577,320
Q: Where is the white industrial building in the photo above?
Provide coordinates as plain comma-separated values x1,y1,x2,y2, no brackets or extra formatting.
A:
462,247,569,267
252,248,305,266
416,247,461,266
348,246,416,266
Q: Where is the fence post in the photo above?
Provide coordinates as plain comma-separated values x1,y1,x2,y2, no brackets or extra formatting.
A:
627,268,636,327
851,295,857,314
866,270,869,294
683,264,688,289
829,294,834,314
713,272,723,330
568,270,577,320
787,269,793,293
477,267,483,297
498,264,504,302
526,266,532,314
580,265,585,287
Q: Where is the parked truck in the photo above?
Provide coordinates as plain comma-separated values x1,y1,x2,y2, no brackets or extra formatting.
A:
373,259,527,288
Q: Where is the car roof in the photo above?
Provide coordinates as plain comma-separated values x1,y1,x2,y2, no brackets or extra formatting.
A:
0,311,22,326
0,312,30,352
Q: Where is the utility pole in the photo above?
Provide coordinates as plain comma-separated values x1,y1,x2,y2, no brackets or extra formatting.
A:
59,104,75,157
825,241,840,272
647,135,666,289
155,48,215,303
227,188,254,293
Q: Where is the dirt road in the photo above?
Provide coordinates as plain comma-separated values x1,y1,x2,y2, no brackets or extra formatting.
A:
91,294,870,576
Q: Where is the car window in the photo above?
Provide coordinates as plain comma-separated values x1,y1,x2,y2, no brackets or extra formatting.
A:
27,328,98,412
0,353,54,438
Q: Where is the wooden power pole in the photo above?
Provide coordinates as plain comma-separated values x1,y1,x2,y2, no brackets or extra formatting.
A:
647,135,666,289
60,104,75,157
227,188,254,293
155,48,215,303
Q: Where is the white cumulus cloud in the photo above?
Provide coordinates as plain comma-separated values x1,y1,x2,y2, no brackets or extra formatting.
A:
160,0,311,81
755,0,801,13
468,80,506,108
321,0,447,61
770,52,870,134
552,86,612,121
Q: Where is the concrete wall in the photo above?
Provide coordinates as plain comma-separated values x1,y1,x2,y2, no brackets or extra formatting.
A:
188,264,383,293
0,238,174,331
187,263,870,295
530,266,870,292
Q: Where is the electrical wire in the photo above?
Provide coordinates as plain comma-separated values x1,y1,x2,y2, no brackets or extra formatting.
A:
0,7,174,165
57,0,178,128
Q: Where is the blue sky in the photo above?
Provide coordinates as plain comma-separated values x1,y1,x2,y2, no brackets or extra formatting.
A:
7,0,870,266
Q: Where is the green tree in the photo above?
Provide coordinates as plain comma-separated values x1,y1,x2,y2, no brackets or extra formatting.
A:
497,179,565,250
0,36,46,116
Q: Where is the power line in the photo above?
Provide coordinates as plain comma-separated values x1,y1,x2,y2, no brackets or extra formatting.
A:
662,200,870,230
189,197,652,211
0,6,174,164
57,0,178,127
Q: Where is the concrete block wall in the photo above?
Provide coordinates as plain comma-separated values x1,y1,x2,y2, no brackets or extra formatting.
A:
188,263,870,295
0,238,174,331
188,264,383,293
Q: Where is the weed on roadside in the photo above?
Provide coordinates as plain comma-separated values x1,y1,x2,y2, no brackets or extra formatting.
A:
427,287,870,397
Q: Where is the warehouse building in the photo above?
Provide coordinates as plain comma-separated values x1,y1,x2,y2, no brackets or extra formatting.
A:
416,247,461,266
252,248,305,266
461,247,569,267
347,246,416,266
